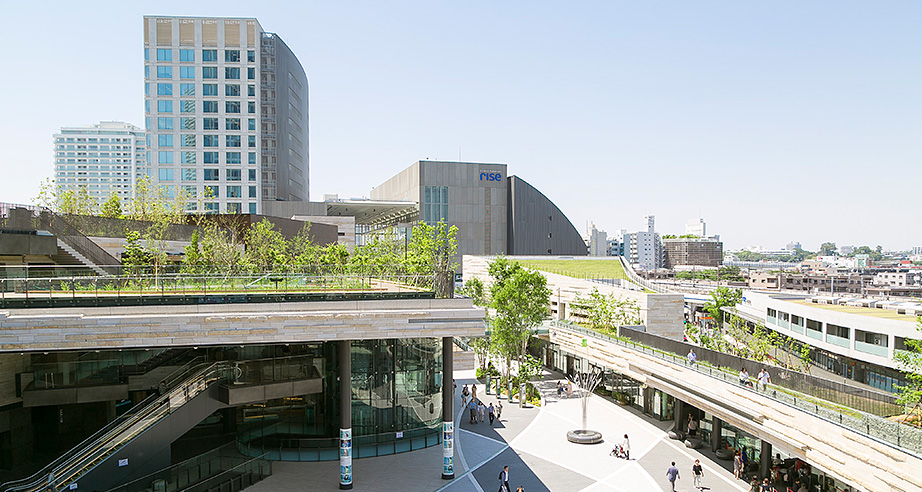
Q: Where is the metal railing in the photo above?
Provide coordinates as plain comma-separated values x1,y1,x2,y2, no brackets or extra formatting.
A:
549,320,922,458
104,444,271,492
617,256,669,293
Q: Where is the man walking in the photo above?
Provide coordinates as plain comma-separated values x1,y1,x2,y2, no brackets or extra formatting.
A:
666,461,680,492
687,349,697,365
469,398,477,424
488,402,496,425
758,368,772,392
498,465,510,492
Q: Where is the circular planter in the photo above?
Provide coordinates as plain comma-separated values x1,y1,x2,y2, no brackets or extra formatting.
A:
567,429,603,444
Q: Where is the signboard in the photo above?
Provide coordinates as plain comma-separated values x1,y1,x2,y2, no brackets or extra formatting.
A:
118,458,129,467
479,171,502,182
581,338,588,347
395,431,403,438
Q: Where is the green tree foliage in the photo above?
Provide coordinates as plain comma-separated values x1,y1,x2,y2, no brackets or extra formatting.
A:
243,219,289,272
818,242,837,256
406,220,458,297
100,193,123,219
571,287,641,333
488,258,551,387
182,229,205,274
459,277,486,306
894,318,922,416
122,231,153,275
674,266,744,282
735,248,814,263
703,286,743,328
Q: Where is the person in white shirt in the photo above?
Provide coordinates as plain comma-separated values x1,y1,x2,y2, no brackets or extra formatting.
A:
621,434,631,459
758,368,771,391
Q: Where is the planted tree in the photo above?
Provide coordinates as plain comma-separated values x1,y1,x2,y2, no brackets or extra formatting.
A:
894,318,922,426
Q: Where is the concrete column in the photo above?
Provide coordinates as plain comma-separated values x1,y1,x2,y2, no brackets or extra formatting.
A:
711,417,722,452
760,439,772,480
441,337,454,480
339,340,353,490
674,399,685,434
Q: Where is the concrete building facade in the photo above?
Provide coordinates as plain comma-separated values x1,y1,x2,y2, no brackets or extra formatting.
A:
662,237,723,268
53,122,146,209
623,215,662,270
143,16,308,215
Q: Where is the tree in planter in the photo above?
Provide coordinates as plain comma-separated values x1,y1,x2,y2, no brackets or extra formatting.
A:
488,258,551,399
405,220,458,297
703,286,742,330
571,288,641,333
243,218,290,273
894,318,922,425
100,193,123,219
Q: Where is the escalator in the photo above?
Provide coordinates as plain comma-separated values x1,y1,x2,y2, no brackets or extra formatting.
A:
1,362,234,492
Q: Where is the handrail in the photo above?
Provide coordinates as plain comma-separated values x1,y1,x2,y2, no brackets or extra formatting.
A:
617,256,669,293
549,320,922,458
41,214,122,276
0,360,229,492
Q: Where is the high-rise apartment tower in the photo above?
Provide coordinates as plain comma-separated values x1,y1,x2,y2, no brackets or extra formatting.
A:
143,16,308,214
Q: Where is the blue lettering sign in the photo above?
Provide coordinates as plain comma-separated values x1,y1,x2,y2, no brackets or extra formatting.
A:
479,171,502,182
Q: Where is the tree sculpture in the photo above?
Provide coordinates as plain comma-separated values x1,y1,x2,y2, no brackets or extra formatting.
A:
566,367,604,444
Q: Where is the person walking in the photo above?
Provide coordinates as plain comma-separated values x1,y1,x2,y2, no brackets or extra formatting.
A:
462,385,470,406
472,384,478,400
733,451,743,480
758,368,772,392
759,477,772,492
489,402,496,425
666,462,680,492
739,367,752,388
496,401,503,421
480,400,487,423
621,434,631,460
498,465,510,492
469,398,478,424
692,459,704,489
687,414,698,437
687,349,697,365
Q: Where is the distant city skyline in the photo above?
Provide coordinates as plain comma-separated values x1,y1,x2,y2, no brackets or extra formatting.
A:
1,1,919,251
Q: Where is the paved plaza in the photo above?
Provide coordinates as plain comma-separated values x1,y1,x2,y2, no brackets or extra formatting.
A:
248,369,753,491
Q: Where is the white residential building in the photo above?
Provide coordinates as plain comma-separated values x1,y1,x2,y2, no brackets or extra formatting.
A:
53,121,146,208
623,215,662,270
685,218,706,237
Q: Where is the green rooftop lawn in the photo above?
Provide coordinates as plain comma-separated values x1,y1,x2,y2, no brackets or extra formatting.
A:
518,259,628,280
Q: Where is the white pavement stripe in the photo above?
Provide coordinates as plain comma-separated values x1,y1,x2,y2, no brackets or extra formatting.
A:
468,473,486,492
433,443,510,492
577,461,646,492
459,428,506,446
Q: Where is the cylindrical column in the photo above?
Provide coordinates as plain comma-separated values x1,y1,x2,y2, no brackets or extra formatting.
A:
674,399,685,436
711,417,722,452
441,336,455,479
760,439,772,480
339,340,353,490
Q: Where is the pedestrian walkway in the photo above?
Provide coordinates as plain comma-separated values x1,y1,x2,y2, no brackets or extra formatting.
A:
247,368,754,491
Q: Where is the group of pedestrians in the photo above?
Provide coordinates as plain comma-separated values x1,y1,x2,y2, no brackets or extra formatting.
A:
739,367,773,391
665,459,706,491
461,383,502,425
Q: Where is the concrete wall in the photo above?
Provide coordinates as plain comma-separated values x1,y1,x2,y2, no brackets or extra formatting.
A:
550,325,922,492
507,176,586,256
463,255,685,339
0,298,486,353
0,233,58,256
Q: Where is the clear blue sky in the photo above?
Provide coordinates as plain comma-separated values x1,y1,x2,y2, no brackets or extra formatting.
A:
1,1,919,251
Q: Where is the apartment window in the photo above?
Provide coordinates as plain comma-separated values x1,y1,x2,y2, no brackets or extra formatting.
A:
226,169,241,181
248,169,257,181
180,100,195,113
203,118,218,130
827,323,850,339
806,319,822,333
202,49,218,62
248,118,256,131
226,84,240,97
225,50,240,62
226,186,242,198
144,48,149,61
183,185,197,199
247,50,255,62
158,135,173,147
181,117,196,130
156,48,172,61
158,168,174,181
203,66,218,79
179,66,195,79
179,49,195,62
248,102,256,114
157,83,172,96
180,83,195,96
226,118,241,130
203,168,219,181
203,135,219,147
226,135,241,148
204,152,219,165
226,152,241,164
182,168,197,181
225,101,240,113
204,186,218,198
249,186,257,198
225,67,240,80
157,117,173,130
203,84,218,96
145,66,149,78
145,100,150,113
158,151,173,164
145,83,149,96
247,67,256,80
248,135,256,148
181,152,195,164
248,203,257,214
157,100,173,113
248,84,255,97
156,66,172,79
204,202,219,213
203,101,218,113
